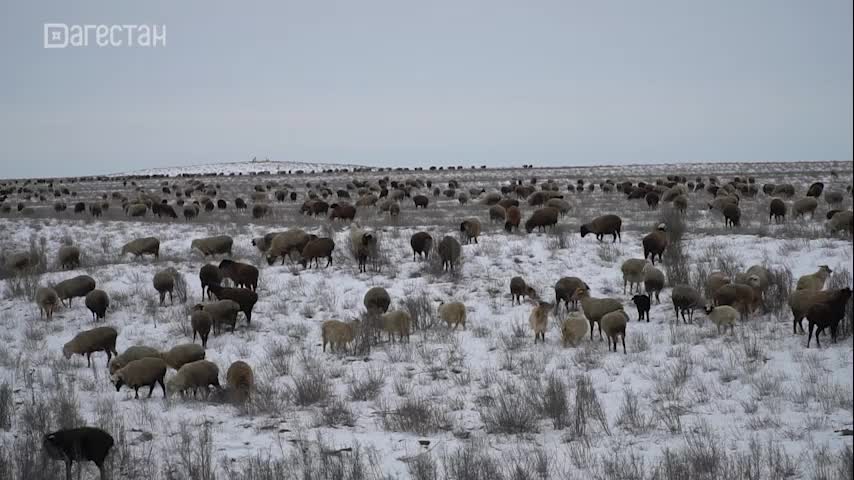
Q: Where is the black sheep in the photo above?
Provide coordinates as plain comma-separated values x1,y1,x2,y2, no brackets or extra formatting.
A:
806,287,852,348
632,294,651,322
208,283,258,325
43,427,114,480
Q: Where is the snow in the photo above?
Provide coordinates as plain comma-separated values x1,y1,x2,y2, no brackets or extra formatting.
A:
110,159,370,177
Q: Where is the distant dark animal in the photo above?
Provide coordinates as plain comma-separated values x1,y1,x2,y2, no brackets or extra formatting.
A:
632,294,650,322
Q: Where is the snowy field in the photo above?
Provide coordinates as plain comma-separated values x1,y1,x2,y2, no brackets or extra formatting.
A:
0,160,852,480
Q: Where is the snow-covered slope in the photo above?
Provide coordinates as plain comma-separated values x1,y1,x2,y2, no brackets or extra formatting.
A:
111,160,370,177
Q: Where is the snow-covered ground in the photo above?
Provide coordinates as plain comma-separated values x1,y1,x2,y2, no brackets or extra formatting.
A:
0,161,852,479
111,159,370,177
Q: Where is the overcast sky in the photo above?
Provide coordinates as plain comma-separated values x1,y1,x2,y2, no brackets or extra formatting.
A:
1,0,851,178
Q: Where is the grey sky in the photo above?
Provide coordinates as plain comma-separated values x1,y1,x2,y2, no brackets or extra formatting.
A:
1,0,851,178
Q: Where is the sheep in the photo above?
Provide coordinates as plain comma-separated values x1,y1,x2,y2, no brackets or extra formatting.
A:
504,206,522,232
191,235,233,257
673,194,688,214
363,287,391,315
85,289,109,321
438,301,467,330
643,265,665,303
438,235,462,271
329,203,357,221
349,225,377,272
488,205,506,223
828,210,853,235
641,224,668,265
510,276,538,304
127,203,147,217
63,326,118,367
703,305,738,335
561,312,589,347
574,287,623,340
546,198,571,215
54,275,96,306
806,182,824,198
621,259,649,294
554,277,588,313
218,259,259,291
57,245,80,270
600,309,628,354
631,294,651,322
529,301,551,343
152,268,177,305
769,198,787,223
225,361,254,402
36,287,60,319
299,237,335,268
459,218,482,244
252,203,270,219
706,271,731,298
251,231,284,254
167,360,221,398
111,357,168,399
198,264,223,301
160,343,206,371
190,308,213,348
321,319,360,352
43,427,114,480
796,265,832,291
120,237,160,259
580,214,622,243
713,276,761,320
824,190,844,205
671,284,702,324
198,299,241,334
737,265,771,299
380,310,412,343
792,197,818,219
413,195,429,208
806,288,853,347
109,345,161,374
524,207,560,233
722,203,741,227
207,283,258,325
5,251,34,271
410,231,433,261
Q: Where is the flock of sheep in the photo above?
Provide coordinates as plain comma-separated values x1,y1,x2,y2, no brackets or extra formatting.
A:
1,167,852,479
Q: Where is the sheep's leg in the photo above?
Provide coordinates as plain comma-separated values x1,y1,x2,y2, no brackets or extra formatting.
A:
134,387,140,399
589,321,595,340
64,459,73,480
621,336,626,354
598,322,603,340
807,322,814,348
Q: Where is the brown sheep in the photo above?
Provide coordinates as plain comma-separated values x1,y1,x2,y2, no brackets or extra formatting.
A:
510,276,538,305
120,237,160,259
63,326,118,367
208,284,258,325
460,218,482,244
554,277,588,313
36,287,60,319
226,361,254,402
504,206,522,232
722,203,741,228
642,224,668,265
488,205,506,223
363,287,391,315
769,198,786,223
792,197,819,219
329,203,356,221
57,245,80,270
267,229,316,265
410,231,433,261
190,308,212,348
218,259,259,291
525,207,559,233
152,268,176,305
299,237,335,268
714,276,761,320
438,236,462,271
84,289,109,321
580,214,622,242
54,275,96,307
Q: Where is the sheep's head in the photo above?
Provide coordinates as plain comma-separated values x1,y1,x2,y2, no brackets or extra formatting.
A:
579,225,590,237
526,287,539,300
746,275,762,288
703,304,714,314
111,373,124,390
631,294,649,306
818,265,832,276
265,255,277,266
571,287,589,300
459,222,467,232
61,343,73,359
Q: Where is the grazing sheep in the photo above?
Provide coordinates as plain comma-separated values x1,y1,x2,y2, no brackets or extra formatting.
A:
438,301,467,330
199,299,241,334
792,197,818,219
580,214,622,243
546,198,571,215
199,264,223,300
524,207,560,233
225,361,254,402
642,225,668,265
299,237,335,268
160,343,206,371
529,301,551,344
671,284,702,324
63,326,118,367
109,345,161,374
120,237,160,260
43,427,114,480
459,218,482,244
126,203,147,217
321,319,360,352
796,265,832,291
600,309,628,354
207,284,258,325
772,184,796,197
631,294,651,322
554,277,588,313
5,252,34,272
111,357,168,399
183,204,199,220
488,205,506,223
410,231,433,261
561,312,589,347
713,276,761,320
706,271,732,298
363,287,391,315
806,288,853,347
703,305,738,335
191,235,233,257
828,210,853,235
167,360,221,398
85,289,109,321
380,310,412,343
190,308,213,348
769,198,787,223
621,259,649,294
643,265,665,303
504,206,522,232
57,245,80,270
413,195,429,208
510,276,539,304
152,268,177,305
824,190,844,205
738,265,771,298
438,236,462,271
54,275,96,306
252,203,270,219
218,259,259,291
251,231,284,254
329,203,357,221
673,194,688,214
645,191,660,209
574,287,623,340
36,287,60,319
722,203,741,227
349,225,377,273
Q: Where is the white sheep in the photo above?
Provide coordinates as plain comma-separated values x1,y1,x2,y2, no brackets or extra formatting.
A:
438,301,467,330
704,305,738,335
561,312,589,347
